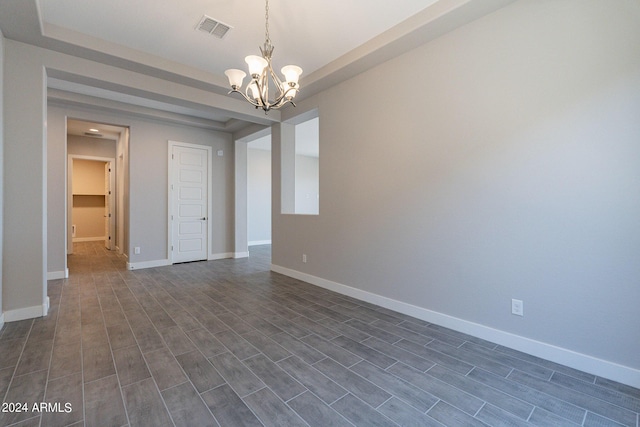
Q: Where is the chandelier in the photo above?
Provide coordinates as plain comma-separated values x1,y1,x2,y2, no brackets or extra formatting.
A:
224,0,303,112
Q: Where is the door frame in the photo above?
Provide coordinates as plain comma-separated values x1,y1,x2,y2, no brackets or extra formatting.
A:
67,155,116,253
167,140,213,264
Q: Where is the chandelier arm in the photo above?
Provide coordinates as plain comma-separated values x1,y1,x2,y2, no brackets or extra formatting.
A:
256,68,270,109
270,68,286,99
228,88,260,108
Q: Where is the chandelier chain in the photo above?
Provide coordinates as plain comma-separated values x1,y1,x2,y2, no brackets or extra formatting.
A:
265,0,270,44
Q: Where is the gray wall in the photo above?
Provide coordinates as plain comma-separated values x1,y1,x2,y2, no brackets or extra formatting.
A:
3,40,47,317
274,0,640,378
247,147,271,244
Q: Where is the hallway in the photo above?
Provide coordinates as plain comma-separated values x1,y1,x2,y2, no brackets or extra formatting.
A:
0,242,638,426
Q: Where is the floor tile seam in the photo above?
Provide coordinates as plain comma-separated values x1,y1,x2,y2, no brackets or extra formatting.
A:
25,310,59,396
320,392,370,426
0,321,36,405
279,356,349,405
163,379,219,427
462,344,556,379
425,364,540,419
506,369,634,424
3,414,42,427
146,372,179,427
399,362,487,416
311,356,393,404
282,387,309,404
425,341,515,378
354,360,440,415
97,282,136,427
583,409,639,427
343,320,404,345
594,377,640,401
390,340,461,372
327,335,395,368
549,371,640,411
498,372,593,424
238,331,293,362
364,337,436,371
554,373,640,414
293,390,355,427
496,346,593,382
370,322,437,347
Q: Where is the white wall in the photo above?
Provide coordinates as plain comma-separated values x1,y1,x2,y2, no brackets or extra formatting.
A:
274,0,640,386
247,147,271,245
295,155,319,215
68,135,117,158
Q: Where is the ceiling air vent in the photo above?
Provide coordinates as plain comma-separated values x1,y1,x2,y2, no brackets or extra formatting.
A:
197,15,232,39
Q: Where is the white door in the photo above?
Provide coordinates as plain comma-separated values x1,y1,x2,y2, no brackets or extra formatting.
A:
171,145,209,263
104,162,115,250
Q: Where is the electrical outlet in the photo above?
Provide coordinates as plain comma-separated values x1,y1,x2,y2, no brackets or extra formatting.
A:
302,254,307,263
134,247,141,255
511,299,524,316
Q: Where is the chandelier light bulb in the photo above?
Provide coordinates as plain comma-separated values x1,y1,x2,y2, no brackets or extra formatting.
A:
248,82,261,100
224,69,246,89
245,55,268,77
281,65,302,85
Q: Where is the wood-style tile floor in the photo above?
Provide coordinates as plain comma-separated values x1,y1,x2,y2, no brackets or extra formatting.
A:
0,242,638,426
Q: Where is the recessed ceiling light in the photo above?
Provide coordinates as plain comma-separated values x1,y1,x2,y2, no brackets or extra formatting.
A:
89,128,99,132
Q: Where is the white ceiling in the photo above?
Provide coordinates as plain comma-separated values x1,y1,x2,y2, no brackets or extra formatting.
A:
0,0,516,130
39,0,438,79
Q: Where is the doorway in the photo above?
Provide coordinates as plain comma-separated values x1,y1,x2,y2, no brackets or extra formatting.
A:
66,119,129,259
68,156,115,249
247,135,272,246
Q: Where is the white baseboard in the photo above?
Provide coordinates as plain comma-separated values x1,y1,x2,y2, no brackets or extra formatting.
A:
47,269,69,280
127,259,171,270
249,240,272,246
208,252,233,261
4,297,50,322
0,313,4,332
234,252,250,259
72,236,106,242
127,253,239,270
271,264,640,389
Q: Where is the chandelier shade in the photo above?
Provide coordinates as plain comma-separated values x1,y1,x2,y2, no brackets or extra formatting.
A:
224,0,302,112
